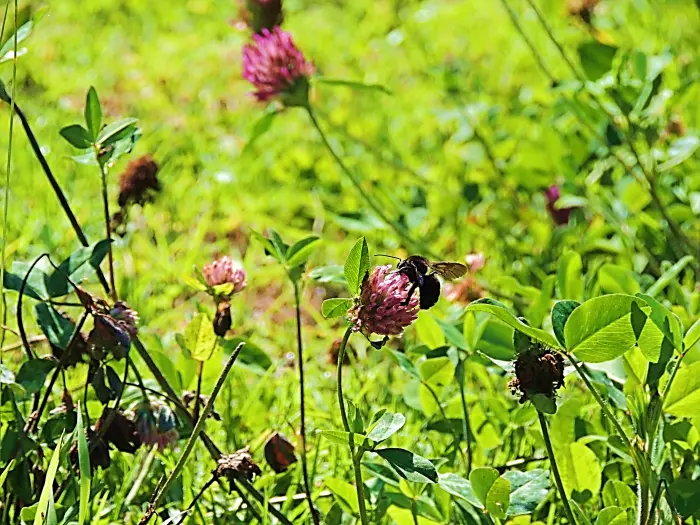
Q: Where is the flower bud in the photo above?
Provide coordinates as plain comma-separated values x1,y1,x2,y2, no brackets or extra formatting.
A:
213,301,232,337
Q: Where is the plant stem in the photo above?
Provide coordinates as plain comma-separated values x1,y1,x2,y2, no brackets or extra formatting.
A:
314,107,429,184
566,354,632,450
497,0,557,83
230,480,264,523
194,360,204,422
336,326,369,525
177,475,218,525
0,0,15,353
306,105,436,259
29,312,89,433
131,337,292,524
457,359,473,473
139,342,244,524
237,478,295,525
99,163,117,301
0,97,110,292
522,0,584,81
538,412,575,524
662,350,687,402
422,378,467,466
292,280,319,525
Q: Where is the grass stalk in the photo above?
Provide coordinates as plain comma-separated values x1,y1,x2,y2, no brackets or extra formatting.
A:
292,280,319,524
538,412,575,524
336,326,369,525
139,342,244,524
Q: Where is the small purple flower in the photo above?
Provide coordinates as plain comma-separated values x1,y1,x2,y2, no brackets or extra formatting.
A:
132,401,179,451
349,265,419,337
242,27,315,104
545,185,575,226
202,256,247,295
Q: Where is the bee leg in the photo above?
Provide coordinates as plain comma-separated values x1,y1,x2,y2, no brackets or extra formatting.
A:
369,335,389,349
402,282,418,306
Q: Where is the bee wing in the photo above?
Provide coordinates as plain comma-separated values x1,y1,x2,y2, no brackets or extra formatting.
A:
432,262,468,280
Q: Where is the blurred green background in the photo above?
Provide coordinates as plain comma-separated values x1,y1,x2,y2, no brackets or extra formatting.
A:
0,0,698,521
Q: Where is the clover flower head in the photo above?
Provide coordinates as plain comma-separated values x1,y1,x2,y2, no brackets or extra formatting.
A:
242,27,315,104
509,344,565,404
202,256,247,295
348,265,419,337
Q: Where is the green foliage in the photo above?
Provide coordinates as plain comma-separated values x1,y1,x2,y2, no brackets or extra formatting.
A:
344,237,370,296
0,0,698,524
183,313,217,361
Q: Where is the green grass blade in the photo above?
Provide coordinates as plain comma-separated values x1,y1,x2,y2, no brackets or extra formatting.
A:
76,404,91,525
34,432,64,525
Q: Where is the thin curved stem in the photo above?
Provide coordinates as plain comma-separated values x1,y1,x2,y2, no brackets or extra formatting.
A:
130,338,293,523
337,326,353,434
457,360,473,473
230,479,264,523
139,343,244,525
0,98,110,292
538,412,575,524
193,361,204,422
522,0,585,82
313,107,429,184
176,475,217,525
292,280,319,525
99,163,117,301
337,326,369,525
306,106,436,259
566,354,632,450
0,0,14,353
30,312,89,433
497,0,557,83
17,253,50,360
422,378,467,466
237,478,294,525
662,350,688,402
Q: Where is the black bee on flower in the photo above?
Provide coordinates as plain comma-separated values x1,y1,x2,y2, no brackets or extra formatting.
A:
380,255,468,310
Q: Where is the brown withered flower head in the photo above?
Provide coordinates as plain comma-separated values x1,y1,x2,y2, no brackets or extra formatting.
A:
182,391,221,421
238,0,283,34
328,338,354,366
509,343,565,404
567,0,600,25
70,430,111,473
117,155,160,208
663,114,686,139
216,447,262,482
264,432,297,473
97,408,141,453
112,155,160,233
87,300,139,360
213,300,233,337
